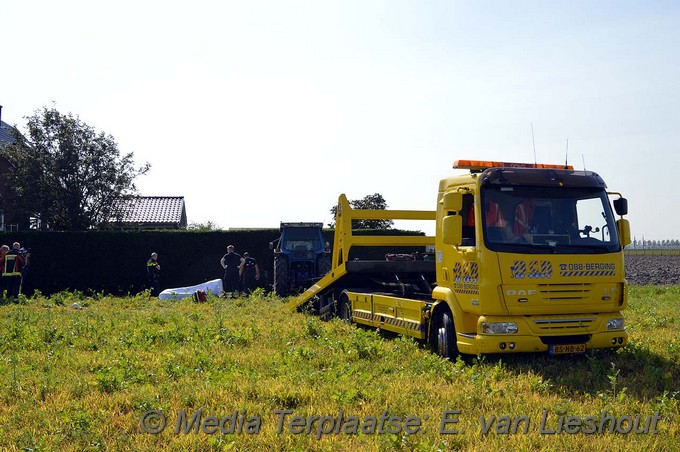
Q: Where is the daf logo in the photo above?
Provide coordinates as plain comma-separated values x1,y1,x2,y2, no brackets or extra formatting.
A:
506,289,537,296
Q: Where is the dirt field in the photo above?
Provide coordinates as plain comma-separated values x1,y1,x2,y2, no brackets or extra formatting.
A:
625,253,680,285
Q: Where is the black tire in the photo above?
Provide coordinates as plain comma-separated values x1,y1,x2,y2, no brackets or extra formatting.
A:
317,294,335,321
338,292,352,321
317,253,331,277
273,255,289,296
435,311,458,360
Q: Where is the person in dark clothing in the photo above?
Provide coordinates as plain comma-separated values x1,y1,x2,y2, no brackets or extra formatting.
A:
2,242,24,301
220,245,243,295
0,245,9,299
239,252,260,294
146,252,161,297
18,247,30,295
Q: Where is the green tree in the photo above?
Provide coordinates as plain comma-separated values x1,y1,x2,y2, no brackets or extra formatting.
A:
328,193,394,229
0,106,150,230
187,220,221,231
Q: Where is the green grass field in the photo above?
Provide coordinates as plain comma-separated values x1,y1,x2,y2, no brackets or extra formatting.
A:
1,286,678,451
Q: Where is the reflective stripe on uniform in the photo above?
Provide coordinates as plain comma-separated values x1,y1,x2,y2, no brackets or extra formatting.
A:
3,255,21,277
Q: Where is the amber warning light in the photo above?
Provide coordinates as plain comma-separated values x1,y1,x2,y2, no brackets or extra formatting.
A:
453,160,574,171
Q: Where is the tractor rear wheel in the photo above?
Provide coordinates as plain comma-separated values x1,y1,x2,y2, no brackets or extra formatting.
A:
317,254,331,277
273,255,289,296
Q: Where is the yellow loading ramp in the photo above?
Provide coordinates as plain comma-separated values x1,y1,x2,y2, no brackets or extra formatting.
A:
285,194,436,311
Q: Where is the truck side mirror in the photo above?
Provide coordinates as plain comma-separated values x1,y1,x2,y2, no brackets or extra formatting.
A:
442,215,463,246
269,242,274,250
616,219,631,247
613,198,628,216
441,192,463,212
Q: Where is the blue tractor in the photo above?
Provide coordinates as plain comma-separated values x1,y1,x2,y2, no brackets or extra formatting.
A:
270,222,331,296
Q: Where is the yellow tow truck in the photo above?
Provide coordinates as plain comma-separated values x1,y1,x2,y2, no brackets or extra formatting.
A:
287,159,631,357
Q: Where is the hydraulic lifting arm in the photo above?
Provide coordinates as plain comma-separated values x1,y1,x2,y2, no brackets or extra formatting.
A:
285,194,436,311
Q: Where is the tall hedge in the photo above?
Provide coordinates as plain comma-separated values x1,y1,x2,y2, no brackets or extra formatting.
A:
0,229,425,296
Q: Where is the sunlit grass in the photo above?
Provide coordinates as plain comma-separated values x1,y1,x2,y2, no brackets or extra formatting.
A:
0,286,678,451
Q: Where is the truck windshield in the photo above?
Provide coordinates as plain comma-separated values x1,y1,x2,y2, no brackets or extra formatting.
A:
481,186,620,254
282,227,322,252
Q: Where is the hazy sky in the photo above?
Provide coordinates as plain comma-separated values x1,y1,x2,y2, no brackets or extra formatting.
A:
1,1,678,239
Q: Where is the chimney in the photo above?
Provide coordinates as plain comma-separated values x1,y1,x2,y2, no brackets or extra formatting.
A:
0,105,3,124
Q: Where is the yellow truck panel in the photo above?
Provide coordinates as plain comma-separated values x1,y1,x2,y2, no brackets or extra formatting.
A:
346,292,427,339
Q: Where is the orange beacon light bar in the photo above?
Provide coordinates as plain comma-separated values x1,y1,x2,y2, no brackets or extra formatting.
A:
453,160,574,171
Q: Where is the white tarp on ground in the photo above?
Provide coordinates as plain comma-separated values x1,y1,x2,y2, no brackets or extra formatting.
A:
158,278,223,300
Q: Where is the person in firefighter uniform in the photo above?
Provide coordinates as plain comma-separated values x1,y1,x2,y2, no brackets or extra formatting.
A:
2,242,24,301
147,252,161,297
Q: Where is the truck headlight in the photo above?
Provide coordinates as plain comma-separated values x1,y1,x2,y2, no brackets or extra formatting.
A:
607,318,624,330
482,322,518,334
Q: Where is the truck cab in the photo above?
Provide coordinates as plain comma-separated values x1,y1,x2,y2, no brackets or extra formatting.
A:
433,160,631,356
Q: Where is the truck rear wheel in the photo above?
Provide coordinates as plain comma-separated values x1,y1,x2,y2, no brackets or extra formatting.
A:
436,312,458,360
338,292,352,321
274,255,289,296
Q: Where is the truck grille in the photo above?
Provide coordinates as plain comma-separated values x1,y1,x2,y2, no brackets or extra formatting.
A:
293,252,315,259
532,317,595,331
537,283,591,301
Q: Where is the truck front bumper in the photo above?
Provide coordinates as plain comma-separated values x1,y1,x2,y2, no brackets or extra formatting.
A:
456,330,627,355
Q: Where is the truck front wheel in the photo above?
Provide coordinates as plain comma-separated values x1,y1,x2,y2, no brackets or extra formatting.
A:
436,311,458,360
